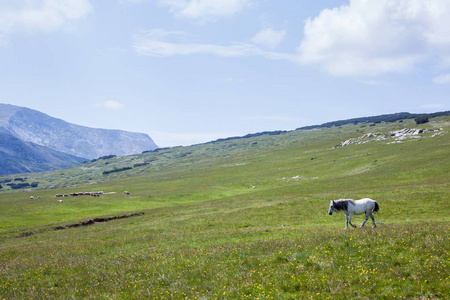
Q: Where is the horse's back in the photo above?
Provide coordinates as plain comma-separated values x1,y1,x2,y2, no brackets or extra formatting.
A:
353,198,377,214
358,198,377,205
359,197,374,202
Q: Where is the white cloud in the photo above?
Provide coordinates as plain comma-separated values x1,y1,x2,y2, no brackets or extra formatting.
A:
95,101,125,110
133,29,295,61
251,28,286,49
357,79,381,86
433,73,450,84
0,0,92,43
104,101,125,110
298,0,450,77
159,0,253,21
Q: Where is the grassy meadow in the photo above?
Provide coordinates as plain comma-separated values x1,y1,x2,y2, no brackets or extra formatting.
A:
0,117,449,299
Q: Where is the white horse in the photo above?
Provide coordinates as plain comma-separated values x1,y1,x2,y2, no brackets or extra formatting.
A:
328,198,379,229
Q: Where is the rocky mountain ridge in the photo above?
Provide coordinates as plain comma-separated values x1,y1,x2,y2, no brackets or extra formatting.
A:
0,104,158,160
0,103,158,175
0,132,86,175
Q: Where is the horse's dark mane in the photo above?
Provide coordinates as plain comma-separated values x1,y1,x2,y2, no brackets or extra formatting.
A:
332,199,356,212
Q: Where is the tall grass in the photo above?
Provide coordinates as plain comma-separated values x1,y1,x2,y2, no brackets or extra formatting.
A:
1,208,448,299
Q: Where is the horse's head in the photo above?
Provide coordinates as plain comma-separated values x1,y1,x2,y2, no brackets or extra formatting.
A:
328,200,335,215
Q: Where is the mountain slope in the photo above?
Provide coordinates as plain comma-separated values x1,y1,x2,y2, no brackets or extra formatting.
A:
1,114,448,192
0,132,86,175
0,104,158,160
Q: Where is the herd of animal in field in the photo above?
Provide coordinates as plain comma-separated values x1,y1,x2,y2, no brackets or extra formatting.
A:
57,192,104,197
29,191,131,203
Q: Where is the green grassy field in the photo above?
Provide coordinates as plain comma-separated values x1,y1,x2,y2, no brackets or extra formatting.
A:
1,117,449,299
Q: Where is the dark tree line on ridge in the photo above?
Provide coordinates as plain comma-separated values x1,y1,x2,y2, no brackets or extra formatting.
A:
297,111,449,130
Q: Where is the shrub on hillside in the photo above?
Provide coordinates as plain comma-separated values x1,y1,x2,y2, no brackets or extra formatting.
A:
133,162,149,168
91,155,117,163
102,167,132,175
99,155,117,160
415,115,429,124
8,182,31,189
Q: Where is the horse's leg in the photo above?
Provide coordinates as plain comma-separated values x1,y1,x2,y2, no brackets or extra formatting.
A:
348,213,357,228
345,214,349,229
361,211,369,227
370,213,376,228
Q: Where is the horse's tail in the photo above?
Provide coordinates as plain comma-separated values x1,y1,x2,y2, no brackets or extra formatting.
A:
372,201,380,213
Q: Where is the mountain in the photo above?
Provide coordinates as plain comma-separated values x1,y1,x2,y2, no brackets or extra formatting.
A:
0,132,86,175
0,104,158,160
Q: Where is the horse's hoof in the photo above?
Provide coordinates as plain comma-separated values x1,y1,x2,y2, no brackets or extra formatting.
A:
372,225,377,228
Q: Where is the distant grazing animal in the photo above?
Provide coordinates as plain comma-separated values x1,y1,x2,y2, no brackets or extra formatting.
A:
328,198,379,229
30,196,34,200
124,191,130,195
69,192,101,197
57,199,64,203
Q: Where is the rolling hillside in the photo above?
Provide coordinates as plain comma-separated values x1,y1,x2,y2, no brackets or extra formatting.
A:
0,115,448,299
1,115,448,224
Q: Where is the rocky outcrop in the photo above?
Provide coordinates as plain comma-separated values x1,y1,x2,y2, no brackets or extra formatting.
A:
333,128,443,149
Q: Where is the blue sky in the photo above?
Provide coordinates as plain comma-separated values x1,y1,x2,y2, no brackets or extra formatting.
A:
1,0,449,147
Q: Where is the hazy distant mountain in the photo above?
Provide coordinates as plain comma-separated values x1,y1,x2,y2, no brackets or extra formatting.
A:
0,104,158,160
0,132,86,175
